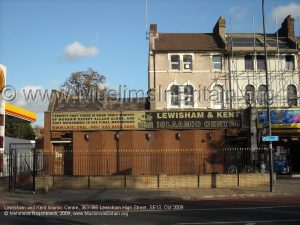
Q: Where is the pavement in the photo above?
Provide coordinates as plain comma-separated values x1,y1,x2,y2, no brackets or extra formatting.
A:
0,177,300,205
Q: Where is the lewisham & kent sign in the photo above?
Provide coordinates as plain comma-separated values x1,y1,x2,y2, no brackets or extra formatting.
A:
51,110,241,131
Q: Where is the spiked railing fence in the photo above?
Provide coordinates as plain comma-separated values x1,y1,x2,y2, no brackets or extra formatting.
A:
29,147,269,176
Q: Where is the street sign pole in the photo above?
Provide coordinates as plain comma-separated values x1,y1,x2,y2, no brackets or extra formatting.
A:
262,0,274,192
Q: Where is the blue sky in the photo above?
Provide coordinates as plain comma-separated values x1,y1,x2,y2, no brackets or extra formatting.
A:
1,0,300,125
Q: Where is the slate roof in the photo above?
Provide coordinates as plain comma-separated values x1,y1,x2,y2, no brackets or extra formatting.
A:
154,33,224,51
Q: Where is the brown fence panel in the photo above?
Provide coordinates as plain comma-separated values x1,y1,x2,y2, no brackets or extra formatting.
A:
36,148,269,176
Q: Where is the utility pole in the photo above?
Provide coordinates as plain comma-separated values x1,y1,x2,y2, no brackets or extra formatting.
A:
262,0,274,192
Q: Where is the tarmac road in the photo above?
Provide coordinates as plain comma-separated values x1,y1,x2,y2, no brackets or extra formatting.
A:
1,196,300,225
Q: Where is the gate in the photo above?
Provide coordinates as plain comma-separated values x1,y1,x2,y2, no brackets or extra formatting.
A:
8,143,36,192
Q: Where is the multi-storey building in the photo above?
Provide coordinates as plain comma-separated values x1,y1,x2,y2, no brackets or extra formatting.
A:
148,22,227,110
148,15,299,110
148,15,300,174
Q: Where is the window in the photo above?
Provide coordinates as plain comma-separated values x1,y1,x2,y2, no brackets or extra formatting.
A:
245,55,254,70
183,55,192,71
170,85,179,106
285,55,295,70
170,55,180,70
212,55,222,70
168,83,196,108
256,55,266,70
245,85,255,105
287,84,297,107
184,85,194,106
211,85,224,109
258,85,267,106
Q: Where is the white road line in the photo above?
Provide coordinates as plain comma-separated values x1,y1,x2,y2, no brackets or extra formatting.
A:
177,219,300,224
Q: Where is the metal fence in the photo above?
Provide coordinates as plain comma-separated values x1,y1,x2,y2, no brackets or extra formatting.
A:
1,151,44,177
33,148,269,176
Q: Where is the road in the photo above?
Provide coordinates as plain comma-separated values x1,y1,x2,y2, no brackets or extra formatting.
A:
1,196,300,225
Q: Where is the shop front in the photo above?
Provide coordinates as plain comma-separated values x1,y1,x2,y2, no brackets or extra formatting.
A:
257,108,300,175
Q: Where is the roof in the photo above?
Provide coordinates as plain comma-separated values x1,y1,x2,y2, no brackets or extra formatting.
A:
47,91,149,112
154,33,224,51
5,103,37,122
153,32,297,52
226,34,297,51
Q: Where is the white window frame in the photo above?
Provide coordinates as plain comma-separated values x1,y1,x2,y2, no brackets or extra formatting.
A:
183,55,193,71
166,81,197,108
168,53,194,72
210,84,224,109
211,54,222,71
170,55,180,71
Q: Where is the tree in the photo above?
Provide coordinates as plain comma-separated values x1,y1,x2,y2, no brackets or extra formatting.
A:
60,68,106,96
5,121,36,140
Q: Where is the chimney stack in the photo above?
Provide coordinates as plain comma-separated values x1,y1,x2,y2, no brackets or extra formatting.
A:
150,24,157,35
149,24,157,50
213,16,226,38
277,15,294,37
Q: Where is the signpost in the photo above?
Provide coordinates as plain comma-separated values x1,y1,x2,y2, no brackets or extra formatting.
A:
262,136,279,142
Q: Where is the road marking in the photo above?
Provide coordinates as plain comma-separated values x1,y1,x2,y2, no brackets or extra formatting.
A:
177,219,300,224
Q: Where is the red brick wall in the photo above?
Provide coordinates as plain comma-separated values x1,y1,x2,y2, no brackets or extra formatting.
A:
44,112,52,151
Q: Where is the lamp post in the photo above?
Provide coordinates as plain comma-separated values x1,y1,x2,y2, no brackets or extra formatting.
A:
262,0,274,192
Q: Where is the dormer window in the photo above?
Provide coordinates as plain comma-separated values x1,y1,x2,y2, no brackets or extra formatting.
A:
170,55,180,70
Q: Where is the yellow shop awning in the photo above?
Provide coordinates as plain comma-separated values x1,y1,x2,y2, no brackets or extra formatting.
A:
5,103,36,123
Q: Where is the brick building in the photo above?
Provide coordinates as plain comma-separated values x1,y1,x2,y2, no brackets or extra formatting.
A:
44,92,241,175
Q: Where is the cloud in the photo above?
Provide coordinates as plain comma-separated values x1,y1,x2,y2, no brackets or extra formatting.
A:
62,41,99,61
271,2,300,25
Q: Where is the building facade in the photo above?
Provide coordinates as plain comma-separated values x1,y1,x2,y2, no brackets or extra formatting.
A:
147,15,300,174
148,16,299,111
